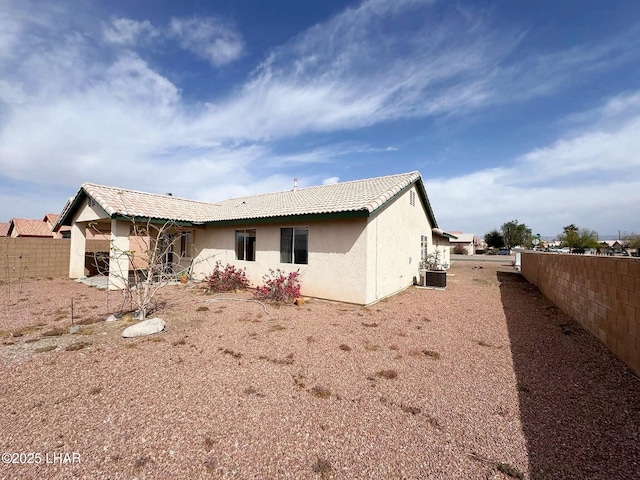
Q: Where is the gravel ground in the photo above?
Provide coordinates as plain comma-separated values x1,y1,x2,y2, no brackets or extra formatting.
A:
1,261,639,479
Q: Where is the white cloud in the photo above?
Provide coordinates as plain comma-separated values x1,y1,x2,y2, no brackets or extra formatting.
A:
187,0,640,142
428,92,640,235
1,0,639,237
169,17,243,67
103,17,159,46
0,79,25,105
188,0,510,140
322,176,340,185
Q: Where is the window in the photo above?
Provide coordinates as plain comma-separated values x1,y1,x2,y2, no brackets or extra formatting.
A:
280,227,308,264
180,231,193,258
235,229,256,261
421,235,428,261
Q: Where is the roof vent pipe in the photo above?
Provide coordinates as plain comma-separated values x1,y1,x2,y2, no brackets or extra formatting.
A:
166,193,173,196
293,178,298,191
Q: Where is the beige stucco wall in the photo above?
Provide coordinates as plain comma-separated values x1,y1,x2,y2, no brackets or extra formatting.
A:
192,218,370,304
191,185,438,305
75,198,109,222
364,186,434,304
452,242,475,256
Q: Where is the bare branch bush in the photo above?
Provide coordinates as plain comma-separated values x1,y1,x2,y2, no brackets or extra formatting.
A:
89,218,213,321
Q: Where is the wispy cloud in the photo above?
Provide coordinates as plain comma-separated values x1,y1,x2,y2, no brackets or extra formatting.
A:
169,16,244,67
322,176,340,185
103,17,159,46
193,0,514,139
187,0,640,141
428,91,640,234
0,0,639,232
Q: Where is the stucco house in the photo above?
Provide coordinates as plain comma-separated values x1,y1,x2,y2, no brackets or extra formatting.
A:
5,214,71,238
448,231,477,255
54,171,450,305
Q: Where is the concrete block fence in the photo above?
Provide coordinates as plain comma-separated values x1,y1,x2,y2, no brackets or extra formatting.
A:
0,237,109,281
522,252,640,376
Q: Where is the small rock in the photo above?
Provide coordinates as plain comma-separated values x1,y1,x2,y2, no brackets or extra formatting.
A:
69,326,80,335
105,315,118,322
122,318,166,338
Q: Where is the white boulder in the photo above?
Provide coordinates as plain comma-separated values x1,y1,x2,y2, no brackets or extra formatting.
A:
122,318,166,338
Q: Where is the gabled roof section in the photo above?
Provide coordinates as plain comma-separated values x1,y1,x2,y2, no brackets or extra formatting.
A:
0,222,9,237
450,232,474,243
208,171,437,225
9,218,55,237
44,213,59,224
55,171,439,228
54,184,216,227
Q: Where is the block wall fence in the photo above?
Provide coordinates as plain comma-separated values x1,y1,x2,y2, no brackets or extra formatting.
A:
521,252,640,376
0,238,110,281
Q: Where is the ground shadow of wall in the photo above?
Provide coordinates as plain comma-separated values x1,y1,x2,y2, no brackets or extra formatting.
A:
498,271,640,480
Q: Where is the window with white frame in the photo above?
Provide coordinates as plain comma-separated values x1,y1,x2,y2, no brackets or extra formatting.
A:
421,235,428,262
280,227,308,264
235,229,256,261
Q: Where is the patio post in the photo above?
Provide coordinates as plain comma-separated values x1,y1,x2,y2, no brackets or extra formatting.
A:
69,222,86,278
109,219,130,290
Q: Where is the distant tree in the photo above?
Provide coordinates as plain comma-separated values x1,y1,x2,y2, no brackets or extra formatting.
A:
559,224,580,251
622,232,640,250
484,229,504,249
500,220,532,250
453,244,468,255
558,225,599,252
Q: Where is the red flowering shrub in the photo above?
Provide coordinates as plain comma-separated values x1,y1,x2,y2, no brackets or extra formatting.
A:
254,269,301,303
205,261,249,293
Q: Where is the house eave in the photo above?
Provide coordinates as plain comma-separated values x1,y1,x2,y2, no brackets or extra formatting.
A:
202,210,370,226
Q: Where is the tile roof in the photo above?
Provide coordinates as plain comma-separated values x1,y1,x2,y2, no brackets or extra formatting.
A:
10,218,54,237
56,171,438,227
450,233,475,243
209,171,423,221
0,222,9,236
80,183,214,223
44,213,59,224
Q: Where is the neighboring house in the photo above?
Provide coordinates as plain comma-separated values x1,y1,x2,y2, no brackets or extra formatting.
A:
598,240,627,256
54,171,449,305
44,213,72,238
7,214,72,238
8,218,55,238
449,231,476,255
0,222,9,237
431,228,457,267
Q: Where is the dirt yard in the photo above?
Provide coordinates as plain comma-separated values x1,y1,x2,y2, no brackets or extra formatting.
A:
1,261,639,479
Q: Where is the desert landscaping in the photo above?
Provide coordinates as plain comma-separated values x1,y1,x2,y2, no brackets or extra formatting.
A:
1,261,639,479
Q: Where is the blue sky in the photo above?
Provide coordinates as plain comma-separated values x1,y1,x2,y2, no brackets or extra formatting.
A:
1,0,639,237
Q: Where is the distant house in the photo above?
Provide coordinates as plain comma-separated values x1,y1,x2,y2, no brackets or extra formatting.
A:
449,231,476,255
0,222,9,237
8,218,55,238
598,240,627,256
6,215,71,238
54,171,450,305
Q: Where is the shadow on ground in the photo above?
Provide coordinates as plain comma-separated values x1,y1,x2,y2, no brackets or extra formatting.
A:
498,271,640,480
